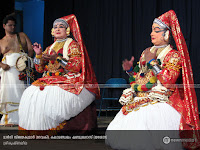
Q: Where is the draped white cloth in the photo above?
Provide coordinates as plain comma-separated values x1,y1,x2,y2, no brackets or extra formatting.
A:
19,86,95,130
106,103,183,150
0,53,26,125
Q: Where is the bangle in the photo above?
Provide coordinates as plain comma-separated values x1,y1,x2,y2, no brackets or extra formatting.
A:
150,60,159,66
127,67,133,73
148,59,155,64
57,57,68,67
152,64,162,75
36,54,42,59
33,57,41,64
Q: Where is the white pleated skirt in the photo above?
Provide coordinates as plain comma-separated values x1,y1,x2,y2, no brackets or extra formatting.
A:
18,85,95,130
106,102,183,150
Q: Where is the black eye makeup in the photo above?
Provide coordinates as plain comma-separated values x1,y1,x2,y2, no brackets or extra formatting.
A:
59,25,65,28
53,24,65,29
152,27,165,33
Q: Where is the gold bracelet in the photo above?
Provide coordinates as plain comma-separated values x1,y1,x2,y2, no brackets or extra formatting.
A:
150,60,159,66
36,54,42,59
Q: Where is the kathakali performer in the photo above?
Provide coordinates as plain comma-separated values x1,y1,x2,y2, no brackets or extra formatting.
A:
106,10,200,150
18,14,100,132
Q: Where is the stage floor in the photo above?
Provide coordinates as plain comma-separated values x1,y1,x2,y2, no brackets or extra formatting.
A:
0,116,114,130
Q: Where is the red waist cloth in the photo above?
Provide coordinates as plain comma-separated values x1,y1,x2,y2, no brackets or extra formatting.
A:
32,75,98,96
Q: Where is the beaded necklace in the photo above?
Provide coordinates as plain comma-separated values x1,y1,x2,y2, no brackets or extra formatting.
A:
129,59,161,92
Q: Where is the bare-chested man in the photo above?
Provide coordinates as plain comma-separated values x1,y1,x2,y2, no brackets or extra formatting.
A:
0,15,33,126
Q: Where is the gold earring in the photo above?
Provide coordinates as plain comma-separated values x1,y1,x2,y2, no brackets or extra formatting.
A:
51,28,54,36
66,27,70,36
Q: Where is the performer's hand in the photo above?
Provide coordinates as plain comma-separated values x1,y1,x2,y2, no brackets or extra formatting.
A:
122,56,134,71
144,47,158,63
32,42,42,55
1,64,10,71
42,50,57,61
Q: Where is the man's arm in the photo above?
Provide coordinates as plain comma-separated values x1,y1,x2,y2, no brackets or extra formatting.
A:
0,43,3,67
21,32,34,57
0,43,10,71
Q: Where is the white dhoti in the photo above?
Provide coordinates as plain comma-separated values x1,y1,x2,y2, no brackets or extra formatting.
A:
0,53,26,125
19,85,95,130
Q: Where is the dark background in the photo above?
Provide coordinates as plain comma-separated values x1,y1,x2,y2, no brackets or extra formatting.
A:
0,0,200,106
0,0,15,38
43,0,200,105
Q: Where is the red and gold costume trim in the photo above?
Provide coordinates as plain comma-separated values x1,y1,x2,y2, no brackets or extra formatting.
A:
61,14,100,98
123,49,181,115
33,15,100,98
122,98,159,115
19,121,66,136
155,10,200,149
157,50,182,90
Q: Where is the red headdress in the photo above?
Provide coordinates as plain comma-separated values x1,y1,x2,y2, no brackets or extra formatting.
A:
60,14,100,99
155,10,200,149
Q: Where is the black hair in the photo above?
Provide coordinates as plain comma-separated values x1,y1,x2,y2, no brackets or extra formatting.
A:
3,15,17,25
165,30,176,49
160,28,176,49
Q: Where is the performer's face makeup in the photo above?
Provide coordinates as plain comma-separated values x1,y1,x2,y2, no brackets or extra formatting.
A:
53,22,67,39
151,23,167,46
